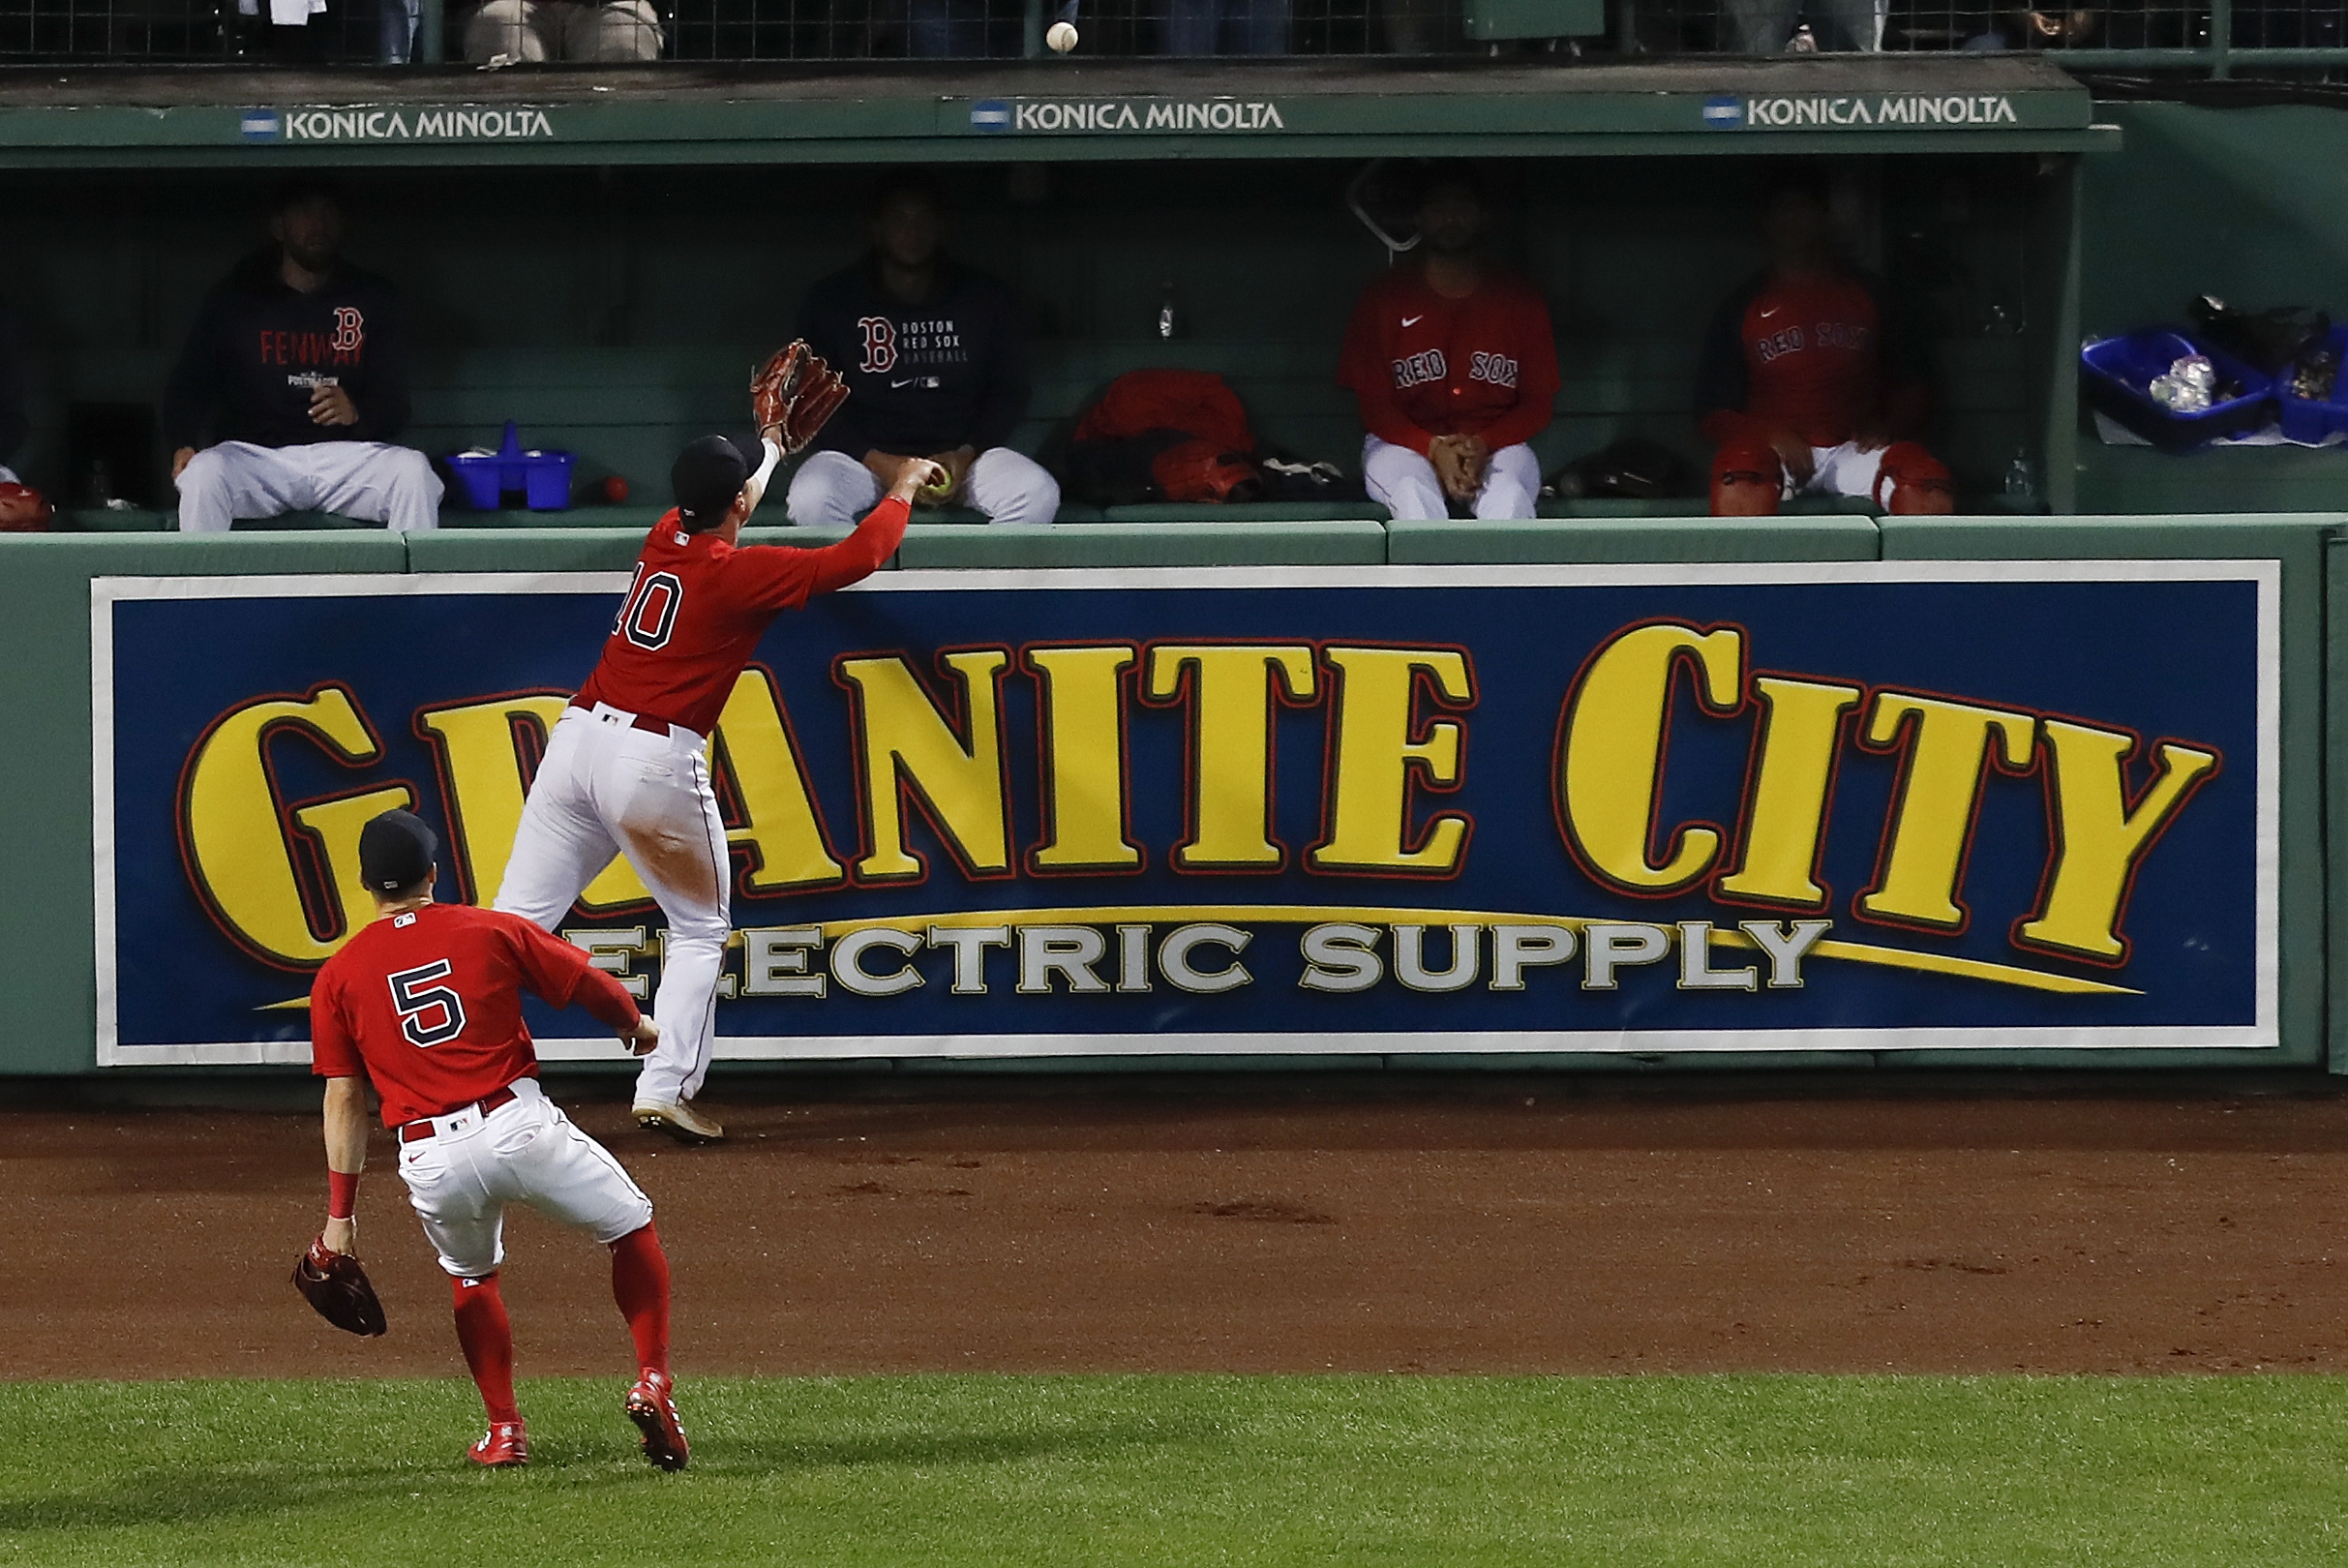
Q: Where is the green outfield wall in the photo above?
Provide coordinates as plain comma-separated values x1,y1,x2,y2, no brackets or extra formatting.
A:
14,513,2331,1077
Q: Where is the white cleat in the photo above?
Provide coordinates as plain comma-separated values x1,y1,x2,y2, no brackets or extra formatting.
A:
634,1100,725,1144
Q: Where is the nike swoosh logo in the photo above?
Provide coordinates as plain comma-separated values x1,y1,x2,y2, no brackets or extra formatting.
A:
1400,316,1425,327
890,377,916,388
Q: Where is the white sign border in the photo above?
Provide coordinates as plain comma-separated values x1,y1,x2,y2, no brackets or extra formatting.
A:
91,558,2285,1066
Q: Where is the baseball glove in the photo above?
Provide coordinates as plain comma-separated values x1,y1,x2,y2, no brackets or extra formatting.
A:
292,1236,387,1337
751,341,850,455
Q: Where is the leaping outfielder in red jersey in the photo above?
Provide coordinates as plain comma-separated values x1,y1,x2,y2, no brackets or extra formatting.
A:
1697,186,1955,519
492,346,942,1145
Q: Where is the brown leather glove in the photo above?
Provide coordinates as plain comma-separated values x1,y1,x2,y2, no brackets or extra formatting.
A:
751,341,850,455
292,1235,387,1337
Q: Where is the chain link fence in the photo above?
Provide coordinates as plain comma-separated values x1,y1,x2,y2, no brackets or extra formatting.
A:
0,0,2336,70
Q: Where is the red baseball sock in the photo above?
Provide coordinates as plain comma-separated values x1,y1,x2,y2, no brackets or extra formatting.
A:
450,1273,521,1426
609,1222,673,1380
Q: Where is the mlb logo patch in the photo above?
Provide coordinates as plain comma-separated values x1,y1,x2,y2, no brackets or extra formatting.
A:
239,108,283,142
1701,96,1745,130
970,100,1011,134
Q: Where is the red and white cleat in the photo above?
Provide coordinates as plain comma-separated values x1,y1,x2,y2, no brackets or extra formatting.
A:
624,1372,690,1471
467,1421,529,1467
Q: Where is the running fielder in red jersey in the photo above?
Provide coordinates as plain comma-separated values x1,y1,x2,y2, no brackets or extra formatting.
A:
1696,185,1954,518
494,358,943,1144
310,808,690,1471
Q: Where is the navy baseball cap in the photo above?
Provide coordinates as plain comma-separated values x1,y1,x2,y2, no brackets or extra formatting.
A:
358,809,437,893
672,433,758,531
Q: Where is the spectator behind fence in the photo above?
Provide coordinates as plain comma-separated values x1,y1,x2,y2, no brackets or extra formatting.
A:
1164,0,1290,52
1698,185,1952,518
1338,171,1559,523
905,0,1012,54
788,171,1058,528
165,180,441,534
380,0,419,60
1721,0,1880,50
464,0,659,60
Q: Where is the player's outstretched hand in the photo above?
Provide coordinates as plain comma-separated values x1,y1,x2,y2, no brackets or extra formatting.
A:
752,341,851,456
621,1017,661,1058
321,1215,357,1256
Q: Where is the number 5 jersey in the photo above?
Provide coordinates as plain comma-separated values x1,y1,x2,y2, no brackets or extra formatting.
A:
309,902,641,1126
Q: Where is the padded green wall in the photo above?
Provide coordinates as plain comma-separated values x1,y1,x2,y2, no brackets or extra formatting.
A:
1386,514,1880,563
2330,535,2348,1074
1880,513,2330,1068
13,512,2324,1074
3,534,406,1074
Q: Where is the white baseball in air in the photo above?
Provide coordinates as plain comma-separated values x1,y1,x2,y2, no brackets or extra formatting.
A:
1046,19,1078,51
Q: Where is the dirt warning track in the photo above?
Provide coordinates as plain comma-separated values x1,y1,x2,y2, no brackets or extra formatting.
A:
8,1072,2348,1380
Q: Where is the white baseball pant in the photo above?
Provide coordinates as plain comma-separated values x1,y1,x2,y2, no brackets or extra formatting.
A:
174,440,443,532
1362,435,1542,521
396,1077,653,1280
1787,439,1896,504
785,446,1060,528
493,705,731,1107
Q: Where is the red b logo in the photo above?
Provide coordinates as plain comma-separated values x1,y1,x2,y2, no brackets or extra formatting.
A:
330,306,366,356
858,317,897,375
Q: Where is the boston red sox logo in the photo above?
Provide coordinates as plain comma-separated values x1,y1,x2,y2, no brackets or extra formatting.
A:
330,306,366,356
857,317,898,375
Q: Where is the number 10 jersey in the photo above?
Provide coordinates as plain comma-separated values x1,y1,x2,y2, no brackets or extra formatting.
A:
572,502,910,739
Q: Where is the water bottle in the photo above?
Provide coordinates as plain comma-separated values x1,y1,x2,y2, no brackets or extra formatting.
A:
2003,447,2038,507
1156,281,1182,341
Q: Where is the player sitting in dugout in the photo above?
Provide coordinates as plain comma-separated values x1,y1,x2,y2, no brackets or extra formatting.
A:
1338,169,1561,522
787,170,1059,528
163,178,442,534
0,296,45,528
1697,184,1954,518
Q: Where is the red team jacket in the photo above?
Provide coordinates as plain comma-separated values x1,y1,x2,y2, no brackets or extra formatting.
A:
1696,271,1922,452
574,498,912,738
1337,268,1561,455
310,903,641,1127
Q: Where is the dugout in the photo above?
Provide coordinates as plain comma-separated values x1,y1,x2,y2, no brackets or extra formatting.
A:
0,53,2105,524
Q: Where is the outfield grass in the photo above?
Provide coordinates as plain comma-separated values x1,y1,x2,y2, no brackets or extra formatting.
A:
1,1374,2344,1566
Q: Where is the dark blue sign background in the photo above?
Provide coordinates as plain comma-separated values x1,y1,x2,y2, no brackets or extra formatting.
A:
105,571,2267,1052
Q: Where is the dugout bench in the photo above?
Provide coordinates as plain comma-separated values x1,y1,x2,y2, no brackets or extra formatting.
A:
1,52,2099,529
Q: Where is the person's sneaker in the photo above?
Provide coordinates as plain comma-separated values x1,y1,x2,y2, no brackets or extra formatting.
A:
625,1372,690,1471
634,1100,724,1144
467,1421,528,1467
